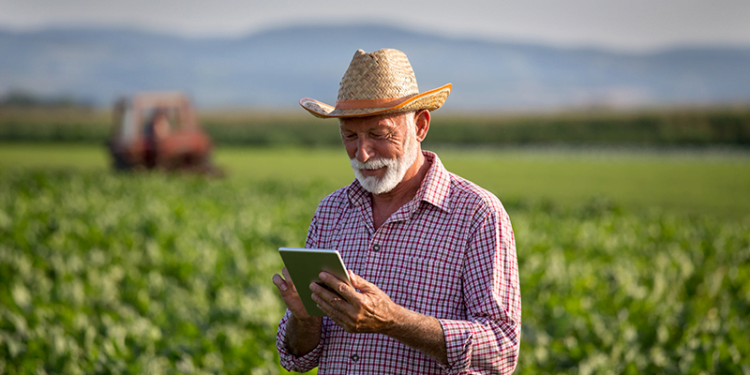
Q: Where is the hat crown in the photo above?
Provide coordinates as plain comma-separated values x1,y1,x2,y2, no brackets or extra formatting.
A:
337,49,419,102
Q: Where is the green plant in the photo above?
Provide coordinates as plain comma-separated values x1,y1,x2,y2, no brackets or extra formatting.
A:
1,170,748,374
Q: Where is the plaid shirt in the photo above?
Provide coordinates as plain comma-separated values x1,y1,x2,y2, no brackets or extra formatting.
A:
277,151,521,374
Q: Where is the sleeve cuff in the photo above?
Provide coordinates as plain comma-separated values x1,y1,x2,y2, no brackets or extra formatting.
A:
438,317,521,375
438,318,474,373
276,310,324,372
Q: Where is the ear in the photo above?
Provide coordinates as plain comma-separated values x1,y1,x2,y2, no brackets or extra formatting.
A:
414,109,430,142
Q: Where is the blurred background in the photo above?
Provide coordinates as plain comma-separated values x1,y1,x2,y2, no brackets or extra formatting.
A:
1,0,749,374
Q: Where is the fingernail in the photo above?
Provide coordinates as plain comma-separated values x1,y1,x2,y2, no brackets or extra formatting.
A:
309,283,316,290
319,272,327,280
279,283,287,291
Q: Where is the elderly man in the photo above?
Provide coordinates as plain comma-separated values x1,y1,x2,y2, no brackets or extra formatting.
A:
272,48,521,374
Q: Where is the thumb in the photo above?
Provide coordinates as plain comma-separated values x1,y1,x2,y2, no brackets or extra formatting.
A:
348,270,375,292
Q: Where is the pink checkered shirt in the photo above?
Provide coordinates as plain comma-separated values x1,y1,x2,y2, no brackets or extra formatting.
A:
277,151,521,374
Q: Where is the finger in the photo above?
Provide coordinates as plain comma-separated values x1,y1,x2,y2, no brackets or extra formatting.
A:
309,280,343,305
310,280,358,320
310,289,330,309
348,270,360,287
273,271,312,319
310,287,334,314
317,272,357,302
281,267,298,293
311,291,359,333
346,270,375,293
272,273,288,292
311,288,350,325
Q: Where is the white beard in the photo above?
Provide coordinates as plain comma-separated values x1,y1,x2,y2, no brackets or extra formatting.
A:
350,127,419,195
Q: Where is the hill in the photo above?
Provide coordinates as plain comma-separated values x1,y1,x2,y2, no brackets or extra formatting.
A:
1,25,750,109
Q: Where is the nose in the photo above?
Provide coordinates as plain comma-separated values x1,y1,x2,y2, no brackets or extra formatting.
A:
355,137,374,163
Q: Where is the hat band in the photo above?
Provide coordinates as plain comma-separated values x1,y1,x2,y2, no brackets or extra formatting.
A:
335,95,415,110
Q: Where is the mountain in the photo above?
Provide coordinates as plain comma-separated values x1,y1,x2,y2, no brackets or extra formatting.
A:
1,25,749,110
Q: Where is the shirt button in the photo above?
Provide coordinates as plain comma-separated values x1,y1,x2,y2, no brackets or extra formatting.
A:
351,354,359,362
372,244,380,252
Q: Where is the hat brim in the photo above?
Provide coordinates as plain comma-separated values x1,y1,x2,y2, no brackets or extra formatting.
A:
300,84,452,119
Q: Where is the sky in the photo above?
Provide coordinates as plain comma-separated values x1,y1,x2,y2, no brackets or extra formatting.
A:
1,0,750,52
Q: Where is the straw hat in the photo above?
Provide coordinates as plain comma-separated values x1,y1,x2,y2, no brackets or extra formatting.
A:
300,48,452,118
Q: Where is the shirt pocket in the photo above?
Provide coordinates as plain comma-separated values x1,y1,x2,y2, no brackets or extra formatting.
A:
386,255,463,319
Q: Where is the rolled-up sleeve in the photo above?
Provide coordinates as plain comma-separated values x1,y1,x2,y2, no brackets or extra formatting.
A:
277,310,326,372
438,204,521,374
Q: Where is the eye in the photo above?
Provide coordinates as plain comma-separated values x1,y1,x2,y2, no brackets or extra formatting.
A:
370,132,387,139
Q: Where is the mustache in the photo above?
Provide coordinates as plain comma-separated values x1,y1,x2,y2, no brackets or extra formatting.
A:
350,157,397,170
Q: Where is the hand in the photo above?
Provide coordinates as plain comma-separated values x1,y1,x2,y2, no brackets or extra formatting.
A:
311,270,401,334
273,267,322,356
272,267,315,321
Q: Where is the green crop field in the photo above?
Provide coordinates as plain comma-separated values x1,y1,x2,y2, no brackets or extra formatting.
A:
1,143,749,374
2,143,749,217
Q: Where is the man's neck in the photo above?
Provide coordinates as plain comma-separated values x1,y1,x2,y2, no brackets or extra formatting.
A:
371,151,430,230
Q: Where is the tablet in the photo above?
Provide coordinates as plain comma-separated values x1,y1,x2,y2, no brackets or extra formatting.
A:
278,247,352,317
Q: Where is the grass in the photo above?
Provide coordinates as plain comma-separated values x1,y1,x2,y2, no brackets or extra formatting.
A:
0,143,110,170
2,143,749,219
434,147,750,219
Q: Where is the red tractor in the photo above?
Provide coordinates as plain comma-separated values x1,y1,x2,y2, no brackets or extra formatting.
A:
108,92,221,175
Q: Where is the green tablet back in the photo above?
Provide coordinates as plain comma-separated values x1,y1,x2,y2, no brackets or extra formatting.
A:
278,247,351,316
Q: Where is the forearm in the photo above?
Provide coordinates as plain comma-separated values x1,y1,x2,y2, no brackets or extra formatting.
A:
285,315,323,357
383,306,448,366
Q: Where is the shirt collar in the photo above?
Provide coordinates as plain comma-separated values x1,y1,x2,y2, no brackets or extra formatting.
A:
346,150,452,213
417,151,452,212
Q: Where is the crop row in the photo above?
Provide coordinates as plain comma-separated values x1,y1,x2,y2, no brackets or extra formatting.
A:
1,170,748,374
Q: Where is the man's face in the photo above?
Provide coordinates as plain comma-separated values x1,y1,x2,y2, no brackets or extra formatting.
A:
339,112,419,195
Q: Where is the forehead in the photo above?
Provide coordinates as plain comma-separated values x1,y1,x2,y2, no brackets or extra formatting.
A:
339,112,410,131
